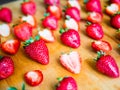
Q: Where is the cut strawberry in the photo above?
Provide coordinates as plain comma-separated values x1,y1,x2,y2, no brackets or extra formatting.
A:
44,0,60,6
38,28,55,43
24,70,43,86
59,51,81,74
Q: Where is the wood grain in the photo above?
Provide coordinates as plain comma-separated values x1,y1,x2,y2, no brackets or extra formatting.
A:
0,0,120,90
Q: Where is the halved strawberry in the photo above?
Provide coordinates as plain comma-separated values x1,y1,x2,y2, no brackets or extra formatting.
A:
105,3,119,16
1,39,20,55
38,28,55,43
24,70,43,86
91,40,112,53
59,51,81,74
20,15,37,28
87,12,102,23
0,23,10,37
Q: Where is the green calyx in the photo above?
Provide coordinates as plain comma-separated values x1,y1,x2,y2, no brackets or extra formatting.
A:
23,0,29,2
86,21,92,26
118,44,120,48
0,56,3,59
7,83,25,90
94,50,105,61
44,13,50,17
66,15,71,20
59,28,68,34
84,0,89,4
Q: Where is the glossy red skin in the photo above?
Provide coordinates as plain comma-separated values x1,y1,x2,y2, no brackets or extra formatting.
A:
60,29,80,48
96,55,119,78
44,0,60,6
110,14,120,29
110,0,120,4
56,77,78,90
0,56,14,80
42,15,58,30
85,0,102,13
65,7,80,22
1,39,21,55
21,0,36,15
86,23,104,40
24,70,43,86
0,7,12,23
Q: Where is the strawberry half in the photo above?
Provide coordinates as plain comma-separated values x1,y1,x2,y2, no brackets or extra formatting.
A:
56,76,78,90
44,0,60,6
95,51,119,78
60,29,80,48
38,28,55,43
20,15,37,28
13,22,33,41
86,23,104,40
24,70,43,86
59,51,81,74
0,56,14,80
0,23,10,37
91,40,112,53
23,36,49,65
0,7,12,23
1,39,20,55
21,0,36,15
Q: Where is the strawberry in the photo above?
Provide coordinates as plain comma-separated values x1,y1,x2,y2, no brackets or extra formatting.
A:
87,12,102,23
0,56,14,80
24,70,43,86
84,0,102,13
21,0,36,15
1,39,20,55
59,51,81,74
105,3,119,16
0,23,10,37
42,15,58,30
110,0,120,4
20,15,37,28
86,23,104,40
95,51,119,78
13,22,33,41
23,36,49,65
0,7,12,23
65,7,80,22
38,28,55,43
44,0,60,6
60,28,80,48
56,76,78,90
110,13,120,29
47,5,62,20
91,40,112,53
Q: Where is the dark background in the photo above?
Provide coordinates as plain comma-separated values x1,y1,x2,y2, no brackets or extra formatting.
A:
0,0,17,5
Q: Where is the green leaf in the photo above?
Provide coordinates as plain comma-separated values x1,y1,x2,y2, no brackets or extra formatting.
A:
35,35,40,41
59,28,65,34
57,77,63,82
22,83,25,90
7,87,17,90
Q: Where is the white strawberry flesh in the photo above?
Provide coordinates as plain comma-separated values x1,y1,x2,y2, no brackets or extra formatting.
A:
107,3,119,13
68,0,81,10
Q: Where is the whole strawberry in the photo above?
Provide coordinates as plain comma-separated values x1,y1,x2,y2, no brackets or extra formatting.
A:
110,13,120,29
86,23,104,40
60,28,80,48
0,56,14,80
21,0,36,15
23,36,49,65
56,76,78,90
95,51,119,78
0,7,12,23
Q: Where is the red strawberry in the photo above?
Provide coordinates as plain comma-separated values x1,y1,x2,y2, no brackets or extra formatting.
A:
86,23,104,40
38,28,55,43
60,29,80,48
47,5,62,20
42,15,58,30
21,0,36,15
20,15,37,28
1,39,20,55
95,51,119,78
85,0,102,13
110,13,120,29
65,7,80,22
44,0,60,6
91,40,112,53
0,56,14,80
13,22,33,41
110,0,120,4
105,3,119,16
0,7,12,23
87,12,102,23
59,51,81,74
23,36,49,65
56,76,78,90
24,70,43,86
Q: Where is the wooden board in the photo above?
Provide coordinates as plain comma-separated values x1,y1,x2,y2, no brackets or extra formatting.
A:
0,0,120,90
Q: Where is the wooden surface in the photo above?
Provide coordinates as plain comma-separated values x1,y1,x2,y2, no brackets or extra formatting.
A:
0,0,120,90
